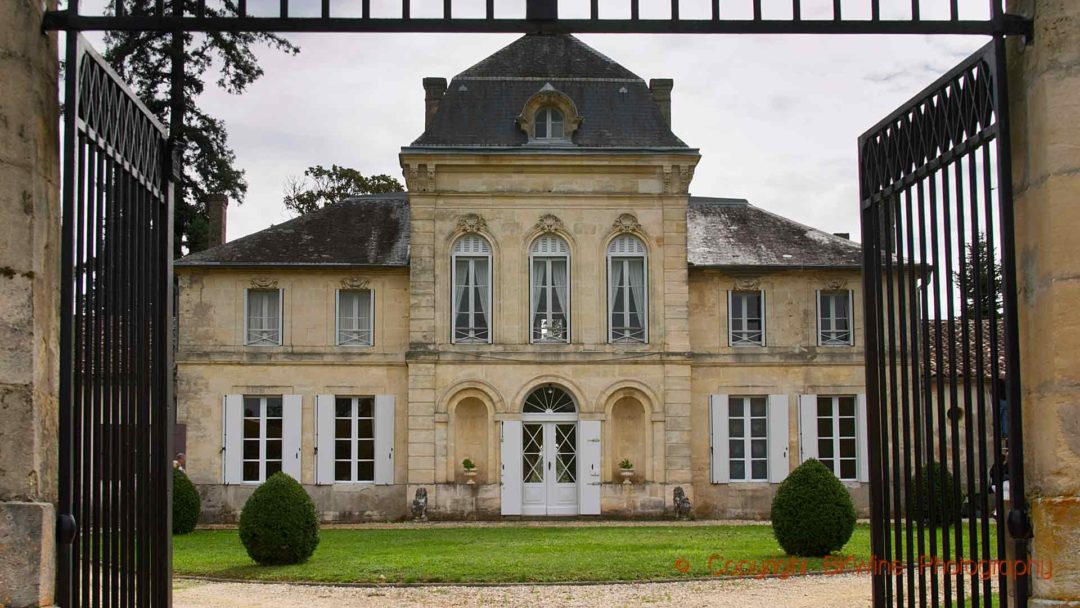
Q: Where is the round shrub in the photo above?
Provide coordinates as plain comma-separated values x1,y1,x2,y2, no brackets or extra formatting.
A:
771,459,857,557
172,470,201,535
239,472,320,565
911,462,957,527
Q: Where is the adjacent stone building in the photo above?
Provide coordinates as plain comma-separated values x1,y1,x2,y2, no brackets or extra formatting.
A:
175,34,870,521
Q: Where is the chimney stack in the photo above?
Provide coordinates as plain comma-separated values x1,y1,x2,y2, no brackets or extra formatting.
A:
649,79,674,128
207,193,228,248
422,77,447,130
833,232,851,240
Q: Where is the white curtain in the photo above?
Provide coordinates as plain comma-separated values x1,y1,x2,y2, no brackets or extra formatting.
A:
609,259,624,328
454,259,469,325
356,290,371,337
531,259,545,332
627,258,645,329
551,259,568,316
474,258,489,328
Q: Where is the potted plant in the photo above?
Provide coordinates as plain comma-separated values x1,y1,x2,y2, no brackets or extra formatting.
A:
462,458,478,485
619,458,635,484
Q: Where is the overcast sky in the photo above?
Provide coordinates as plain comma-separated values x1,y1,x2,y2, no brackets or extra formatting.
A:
81,0,994,243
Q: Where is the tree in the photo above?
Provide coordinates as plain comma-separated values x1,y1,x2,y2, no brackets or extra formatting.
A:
953,233,1003,319
283,165,404,215
103,0,299,254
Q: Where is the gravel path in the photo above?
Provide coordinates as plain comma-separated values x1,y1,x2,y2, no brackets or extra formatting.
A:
173,575,873,608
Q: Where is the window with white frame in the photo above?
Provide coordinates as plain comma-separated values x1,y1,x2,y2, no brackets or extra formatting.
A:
817,395,858,480
334,396,375,483
818,291,853,346
534,107,564,140
728,396,769,481
608,234,647,343
337,289,373,346
729,291,764,346
245,289,281,346
242,396,283,482
530,235,570,343
452,235,491,343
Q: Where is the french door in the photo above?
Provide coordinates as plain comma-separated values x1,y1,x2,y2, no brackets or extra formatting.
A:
521,422,579,515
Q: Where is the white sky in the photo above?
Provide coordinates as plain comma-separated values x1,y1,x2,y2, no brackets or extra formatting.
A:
78,0,995,244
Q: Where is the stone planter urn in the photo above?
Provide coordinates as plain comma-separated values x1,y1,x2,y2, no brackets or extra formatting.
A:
463,469,478,485
620,469,635,484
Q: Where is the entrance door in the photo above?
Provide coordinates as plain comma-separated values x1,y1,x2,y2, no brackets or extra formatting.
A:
522,422,579,515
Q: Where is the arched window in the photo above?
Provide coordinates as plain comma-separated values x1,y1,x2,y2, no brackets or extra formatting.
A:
523,385,577,414
534,107,564,140
530,235,570,343
607,234,647,343
452,234,491,343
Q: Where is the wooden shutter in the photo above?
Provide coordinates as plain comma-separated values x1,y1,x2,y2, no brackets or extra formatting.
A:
767,394,790,483
857,393,870,482
315,394,335,485
500,420,523,515
579,420,602,515
374,395,395,485
799,394,819,462
222,394,244,484
282,394,303,480
710,394,730,483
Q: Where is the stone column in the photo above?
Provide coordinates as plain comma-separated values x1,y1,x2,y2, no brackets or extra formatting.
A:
1008,0,1080,605
0,0,60,605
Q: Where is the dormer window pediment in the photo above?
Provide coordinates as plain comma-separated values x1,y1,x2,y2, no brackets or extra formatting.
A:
517,84,582,145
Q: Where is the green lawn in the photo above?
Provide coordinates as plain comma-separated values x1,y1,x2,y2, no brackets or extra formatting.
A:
173,523,997,584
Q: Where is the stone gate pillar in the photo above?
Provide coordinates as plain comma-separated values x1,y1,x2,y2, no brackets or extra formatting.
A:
1008,0,1080,605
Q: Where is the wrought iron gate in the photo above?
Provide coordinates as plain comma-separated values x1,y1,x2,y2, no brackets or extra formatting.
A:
56,36,175,608
859,40,1030,608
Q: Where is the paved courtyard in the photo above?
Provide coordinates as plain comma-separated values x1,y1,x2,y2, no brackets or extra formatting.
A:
173,574,873,607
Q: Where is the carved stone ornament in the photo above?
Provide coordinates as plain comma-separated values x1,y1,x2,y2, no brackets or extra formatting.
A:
341,277,370,290
516,84,583,141
823,278,848,291
249,278,278,289
733,277,761,291
411,488,429,521
457,213,488,234
404,163,436,193
535,214,565,234
611,213,641,234
673,486,692,520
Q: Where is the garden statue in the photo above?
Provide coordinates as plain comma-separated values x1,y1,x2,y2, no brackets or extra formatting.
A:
411,487,429,521
673,486,691,520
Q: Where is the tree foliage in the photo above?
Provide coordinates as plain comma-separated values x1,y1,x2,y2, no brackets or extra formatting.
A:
103,0,299,254
283,165,404,215
953,233,1003,319
172,469,201,535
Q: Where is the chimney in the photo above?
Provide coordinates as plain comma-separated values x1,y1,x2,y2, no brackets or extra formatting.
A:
207,193,228,248
833,232,851,240
649,78,673,128
422,77,447,130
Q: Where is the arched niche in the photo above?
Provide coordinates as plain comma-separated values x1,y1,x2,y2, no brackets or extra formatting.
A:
452,397,490,484
609,396,648,482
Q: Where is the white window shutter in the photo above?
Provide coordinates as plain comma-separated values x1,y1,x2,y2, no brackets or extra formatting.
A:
223,394,244,484
282,394,303,481
767,394,790,483
315,395,335,485
710,395,730,484
579,420,602,515
374,395,395,485
500,420,523,515
799,394,819,462
857,393,870,482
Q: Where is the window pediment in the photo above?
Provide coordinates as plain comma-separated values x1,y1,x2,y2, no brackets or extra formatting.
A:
517,85,582,143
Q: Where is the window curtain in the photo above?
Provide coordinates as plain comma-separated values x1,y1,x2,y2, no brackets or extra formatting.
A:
531,259,545,334
609,259,624,330
551,259,568,317
454,259,470,331
474,258,489,330
627,258,645,330
356,291,371,338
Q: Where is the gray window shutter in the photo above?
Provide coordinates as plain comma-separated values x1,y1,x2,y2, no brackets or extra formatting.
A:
857,394,870,483
500,421,523,515
767,394,790,483
315,394,335,485
710,395,730,484
222,394,244,484
799,394,820,462
282,394,303,481
579,420,602,515
374,395,395,485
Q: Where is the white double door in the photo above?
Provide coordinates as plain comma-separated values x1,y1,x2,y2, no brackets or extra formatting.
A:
521,420,579,516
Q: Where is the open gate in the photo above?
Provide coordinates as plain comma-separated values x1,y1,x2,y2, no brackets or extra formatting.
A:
859,40,1031,608
56,36,176,608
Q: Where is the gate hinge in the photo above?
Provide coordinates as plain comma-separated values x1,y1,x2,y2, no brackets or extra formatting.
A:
165,137,186,183
57,513,78,545
1007,507,1034,540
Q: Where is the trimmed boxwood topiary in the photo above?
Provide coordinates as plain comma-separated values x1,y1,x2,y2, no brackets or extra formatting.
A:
911,462,957,527
771,459,857,557
239,472,320,565
172,469,201,535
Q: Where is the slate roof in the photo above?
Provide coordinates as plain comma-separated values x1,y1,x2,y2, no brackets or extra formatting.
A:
408,34,689,150
687,197,863,269
175,194,409,267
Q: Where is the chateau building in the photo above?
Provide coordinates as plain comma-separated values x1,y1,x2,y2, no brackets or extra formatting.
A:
175,34,869,521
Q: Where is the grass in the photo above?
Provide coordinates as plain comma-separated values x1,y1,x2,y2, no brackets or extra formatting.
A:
173,522,997,585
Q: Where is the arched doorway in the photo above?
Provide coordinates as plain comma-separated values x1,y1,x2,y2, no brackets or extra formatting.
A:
520,384,579,516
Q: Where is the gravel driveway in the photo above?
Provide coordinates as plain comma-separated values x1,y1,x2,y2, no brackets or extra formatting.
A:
174,575,873,608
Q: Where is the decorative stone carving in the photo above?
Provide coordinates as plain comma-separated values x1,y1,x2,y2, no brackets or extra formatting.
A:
341,277,370,290
611,213,641,234
249,278,278,289
823,278,848,291
673,487,692,520
662,164,696,194
405,164,436,193
411,488,429,521
733,277,761,291
457,213,488,234
535,214,564,234
516,83,583,141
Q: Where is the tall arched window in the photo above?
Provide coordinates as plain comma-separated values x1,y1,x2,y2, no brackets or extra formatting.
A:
452,234,491,343
534,107,564,140
608,234,647,343
530,235,570,343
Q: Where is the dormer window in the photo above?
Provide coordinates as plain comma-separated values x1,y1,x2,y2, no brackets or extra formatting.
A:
535,108,565,140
